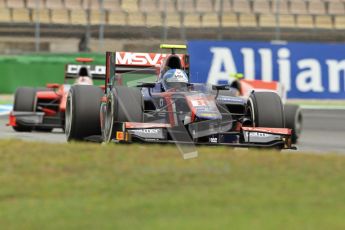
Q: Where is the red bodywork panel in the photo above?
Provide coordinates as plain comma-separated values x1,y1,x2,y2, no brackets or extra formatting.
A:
36,91,60,100
7,112,16,126
36,85,67,114
239,79,279,96
76,57,94,63
125,122,171,129
46,83,60,89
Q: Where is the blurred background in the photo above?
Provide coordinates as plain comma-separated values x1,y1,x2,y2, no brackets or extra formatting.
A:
0,0,345,99
0,0,344,53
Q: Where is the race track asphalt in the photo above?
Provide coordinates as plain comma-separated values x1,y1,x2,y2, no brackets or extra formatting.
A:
297,109,345,154
0,109,345,154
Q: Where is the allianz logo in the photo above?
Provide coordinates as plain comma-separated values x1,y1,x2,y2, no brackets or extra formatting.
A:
208,47,345,93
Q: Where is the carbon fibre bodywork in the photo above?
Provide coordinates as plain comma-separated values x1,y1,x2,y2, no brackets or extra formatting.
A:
97,51,295,149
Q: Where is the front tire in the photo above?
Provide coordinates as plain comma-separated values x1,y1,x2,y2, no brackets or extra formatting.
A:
12,87,36,132
284,104,302,144
248,91,285,128
103,86,144,142
65,85,103,141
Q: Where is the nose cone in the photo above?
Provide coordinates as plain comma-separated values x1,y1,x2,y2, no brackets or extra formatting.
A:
186,93,222,120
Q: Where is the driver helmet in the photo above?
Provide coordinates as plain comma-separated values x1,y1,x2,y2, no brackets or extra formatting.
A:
74,67,93,85
161,69,189,91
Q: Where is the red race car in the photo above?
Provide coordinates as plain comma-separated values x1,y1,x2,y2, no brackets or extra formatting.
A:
223,74,302,144
8,58,105,132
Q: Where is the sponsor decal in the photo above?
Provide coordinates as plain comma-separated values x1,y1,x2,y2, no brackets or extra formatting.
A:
209,137,218,143
172,70,189,82
188,40,345,99
187,94,221,119
165,69,189,83
217,96,245,103
249,132,272,138
243,130,281,143
66,64,105,75
129,128,165,139
131,129,160,134
116,52,184,66
191,99,208,107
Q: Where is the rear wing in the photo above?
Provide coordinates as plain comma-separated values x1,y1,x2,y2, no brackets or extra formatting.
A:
64,64,106,81
105,51,189,91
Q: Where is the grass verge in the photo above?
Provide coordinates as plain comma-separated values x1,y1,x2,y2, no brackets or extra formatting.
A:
0,140,345,229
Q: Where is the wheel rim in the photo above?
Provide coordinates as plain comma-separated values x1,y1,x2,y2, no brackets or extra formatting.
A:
103,93,114,143
248,97,256,127
65,93,73,140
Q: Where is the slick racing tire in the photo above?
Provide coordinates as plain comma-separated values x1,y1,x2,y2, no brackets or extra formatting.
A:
12,87,37,132
103,86,144,142
284,104,302,144
248,91,285,128
65,85,103,141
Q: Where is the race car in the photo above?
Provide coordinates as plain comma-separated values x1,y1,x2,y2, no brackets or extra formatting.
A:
223,73,302,144
65,44,295,151
8,58,105,132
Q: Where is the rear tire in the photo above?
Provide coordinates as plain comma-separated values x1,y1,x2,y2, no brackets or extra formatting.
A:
284,104,302,144
65,85,103,141
248,91,285,128
104,86,144,142
12,87,36,132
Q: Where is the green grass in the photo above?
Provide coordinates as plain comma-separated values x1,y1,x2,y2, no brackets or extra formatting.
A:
0,140,345,229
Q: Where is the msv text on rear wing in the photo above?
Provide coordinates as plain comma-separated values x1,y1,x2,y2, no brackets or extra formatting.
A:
105,51,189,91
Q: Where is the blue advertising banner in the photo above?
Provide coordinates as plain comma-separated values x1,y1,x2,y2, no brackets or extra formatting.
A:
187,40,345,99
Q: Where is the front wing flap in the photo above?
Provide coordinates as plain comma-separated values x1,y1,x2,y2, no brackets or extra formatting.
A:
7,111,63,129
8,111,45,126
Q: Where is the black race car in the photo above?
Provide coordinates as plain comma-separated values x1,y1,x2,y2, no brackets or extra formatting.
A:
65,45,295,154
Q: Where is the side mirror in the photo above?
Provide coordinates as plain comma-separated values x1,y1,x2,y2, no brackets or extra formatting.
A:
136,82,156,88
212,84,231,91
212,84,231,99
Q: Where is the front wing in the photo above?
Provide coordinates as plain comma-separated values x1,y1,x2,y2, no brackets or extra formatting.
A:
8,111,64,129
110,121,296,150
